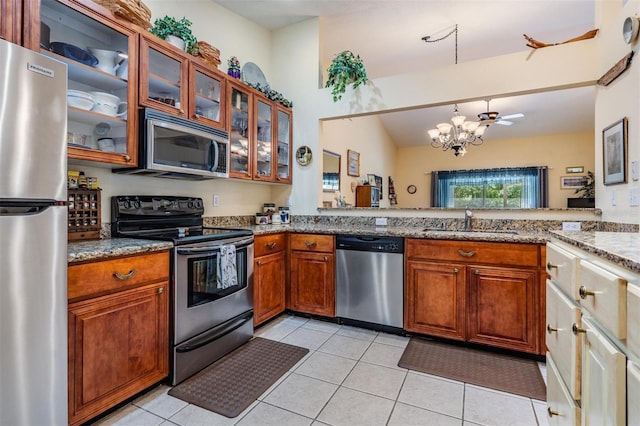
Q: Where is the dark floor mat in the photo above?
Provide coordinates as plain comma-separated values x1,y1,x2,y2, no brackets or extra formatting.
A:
168,337,309,417
398,338,546,400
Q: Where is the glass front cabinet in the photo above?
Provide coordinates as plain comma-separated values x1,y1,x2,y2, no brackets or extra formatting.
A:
139,34,226,130
228,81,253,179
27,0,138,166
275,106,292,184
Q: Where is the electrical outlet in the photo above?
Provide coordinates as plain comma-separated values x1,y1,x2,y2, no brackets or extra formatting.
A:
375,217,388,226
630,188,639,207
213,195,219,206
611,189,617,206
562,222,581,231
631,160,639,181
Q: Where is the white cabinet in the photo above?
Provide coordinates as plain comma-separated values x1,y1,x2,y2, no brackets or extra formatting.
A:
580,317,626,426
546,238,637,426
547,353,581,426
546,280,582,399
628,361,640,426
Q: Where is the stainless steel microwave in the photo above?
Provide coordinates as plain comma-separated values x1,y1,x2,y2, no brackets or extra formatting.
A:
114,108,229,180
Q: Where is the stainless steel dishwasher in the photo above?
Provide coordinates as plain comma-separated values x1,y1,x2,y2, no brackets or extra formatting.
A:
336,235,404,329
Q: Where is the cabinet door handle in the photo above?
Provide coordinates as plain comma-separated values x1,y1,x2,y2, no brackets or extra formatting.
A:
547,407,560,417
458,249,476,257
453,267,459,273
546,262,560,271
572,323,586,335
546,324,558,334
474,269,480,275
257,260,262,266
579,285,596,299
178,108,185,115
266,242,277,249
113,269,136,280
124,154,131,162
323,256,328,261
158,287,164,294
304,241,317,248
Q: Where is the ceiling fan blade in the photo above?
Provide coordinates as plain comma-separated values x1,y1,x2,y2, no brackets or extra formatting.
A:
499,113,524,120
495,120,514,126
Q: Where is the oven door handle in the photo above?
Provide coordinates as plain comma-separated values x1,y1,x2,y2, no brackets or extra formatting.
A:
176,237,254,255
175,310,254,353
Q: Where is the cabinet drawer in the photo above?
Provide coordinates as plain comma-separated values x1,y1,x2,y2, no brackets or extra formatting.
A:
68,251,170,301
254,233,286,257
628,361,640,426
546,280,582,400
546,353,581,426
578,261,627,339
628,283,640,359
546,242,581,300
406,239,540,267
290,233,334,252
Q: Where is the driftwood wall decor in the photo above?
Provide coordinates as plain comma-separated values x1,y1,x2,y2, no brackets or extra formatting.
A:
523,29,599,49
598,51,634,86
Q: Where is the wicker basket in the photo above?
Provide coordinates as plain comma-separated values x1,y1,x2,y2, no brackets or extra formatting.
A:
195,41,221,67
92,0,152,29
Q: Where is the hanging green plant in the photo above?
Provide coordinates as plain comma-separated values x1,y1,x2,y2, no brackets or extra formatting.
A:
150,16,198,54
325,51,368,102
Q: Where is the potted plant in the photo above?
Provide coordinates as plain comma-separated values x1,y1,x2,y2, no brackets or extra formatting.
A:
150,16,198,54
325,50,368,102
568,170,595,208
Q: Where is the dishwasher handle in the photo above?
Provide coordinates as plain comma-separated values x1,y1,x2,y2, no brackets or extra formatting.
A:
336,235,404,253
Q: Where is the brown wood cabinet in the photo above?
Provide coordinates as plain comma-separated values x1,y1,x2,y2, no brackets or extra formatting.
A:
67,251,170,426
289,233,335,317
25,0,139,166
139,33,226,130
1,0,21,44
405,239,544,354
254,233,287,326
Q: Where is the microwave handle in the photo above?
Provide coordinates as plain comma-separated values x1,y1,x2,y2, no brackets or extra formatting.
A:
209,141,219,172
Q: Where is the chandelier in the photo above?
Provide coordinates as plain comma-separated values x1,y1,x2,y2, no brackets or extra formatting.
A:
422,24,489,157
427,105,487,157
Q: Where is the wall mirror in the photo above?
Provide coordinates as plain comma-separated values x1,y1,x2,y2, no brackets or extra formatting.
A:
322,150,341,192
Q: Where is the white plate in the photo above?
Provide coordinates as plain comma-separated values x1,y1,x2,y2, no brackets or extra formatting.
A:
241,62,268,87
67,92,95,111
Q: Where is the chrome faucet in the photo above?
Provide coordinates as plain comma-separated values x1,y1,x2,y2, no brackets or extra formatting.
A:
464,210,473,232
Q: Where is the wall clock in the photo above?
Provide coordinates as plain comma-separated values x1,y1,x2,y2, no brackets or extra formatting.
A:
623,16,639,44
407,185,417,194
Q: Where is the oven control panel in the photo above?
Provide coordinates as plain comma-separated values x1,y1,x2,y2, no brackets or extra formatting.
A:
112,196,204,217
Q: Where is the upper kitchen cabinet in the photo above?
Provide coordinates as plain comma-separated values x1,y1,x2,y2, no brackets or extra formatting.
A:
227,79,293,183
1,0,21,44
139,34,226,130
26,0,139,166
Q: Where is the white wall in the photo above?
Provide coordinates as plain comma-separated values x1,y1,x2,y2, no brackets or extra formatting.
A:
594,0,640,224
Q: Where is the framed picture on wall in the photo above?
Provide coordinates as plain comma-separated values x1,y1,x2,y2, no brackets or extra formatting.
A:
347,149,360,176
602,117,627,185
560,175,588,189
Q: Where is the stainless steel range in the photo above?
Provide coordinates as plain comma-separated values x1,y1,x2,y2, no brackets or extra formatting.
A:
111,196,254,385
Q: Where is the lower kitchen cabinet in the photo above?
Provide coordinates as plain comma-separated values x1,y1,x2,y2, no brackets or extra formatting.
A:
289,233,335,317
254,233,287,326
405,239,543,354
67,251,169,426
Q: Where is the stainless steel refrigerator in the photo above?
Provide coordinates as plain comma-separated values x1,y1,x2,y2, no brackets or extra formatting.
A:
0,38,68,425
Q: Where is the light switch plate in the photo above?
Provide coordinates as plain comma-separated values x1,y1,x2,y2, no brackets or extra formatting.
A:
612,189,617,206
562,222,581,231
213,195,219,206
631,160,639,181
630,188,639,207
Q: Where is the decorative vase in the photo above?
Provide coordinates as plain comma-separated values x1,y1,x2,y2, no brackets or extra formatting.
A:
227,68,241,79
166,35,186,51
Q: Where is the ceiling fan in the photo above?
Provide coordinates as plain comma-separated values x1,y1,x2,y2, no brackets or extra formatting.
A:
477,99,524,126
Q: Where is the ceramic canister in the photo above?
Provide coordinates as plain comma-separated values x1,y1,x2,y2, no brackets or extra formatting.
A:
278,206,290,224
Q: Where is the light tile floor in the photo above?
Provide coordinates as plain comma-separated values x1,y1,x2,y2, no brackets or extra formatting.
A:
93,314,549,426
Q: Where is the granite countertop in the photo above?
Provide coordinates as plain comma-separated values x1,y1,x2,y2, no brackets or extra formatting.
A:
550,230,640,273
68,238,173,263
68,226,640,274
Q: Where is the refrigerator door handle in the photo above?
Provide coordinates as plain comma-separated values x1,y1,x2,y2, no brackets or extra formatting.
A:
0,200,58,216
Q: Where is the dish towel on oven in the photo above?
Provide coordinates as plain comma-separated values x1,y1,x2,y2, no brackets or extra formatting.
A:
217,244,238,289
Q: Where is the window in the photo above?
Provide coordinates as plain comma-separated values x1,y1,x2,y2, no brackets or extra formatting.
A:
431,166,548,208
